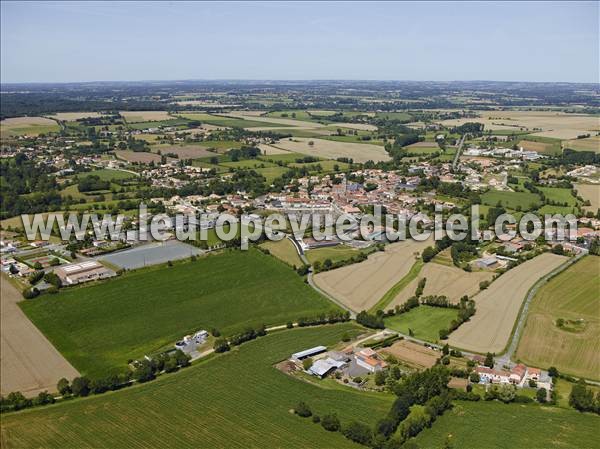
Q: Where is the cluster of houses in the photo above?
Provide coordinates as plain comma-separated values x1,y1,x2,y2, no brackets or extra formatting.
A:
474,362,552,392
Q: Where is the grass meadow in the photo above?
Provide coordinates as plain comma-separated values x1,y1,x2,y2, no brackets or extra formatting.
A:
0,324,395,449
516,256,600,380
20,249,337,377
383,305,459,343
413,400,599,449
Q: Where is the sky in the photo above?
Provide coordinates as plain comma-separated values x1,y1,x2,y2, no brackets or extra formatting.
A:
1,1,598,83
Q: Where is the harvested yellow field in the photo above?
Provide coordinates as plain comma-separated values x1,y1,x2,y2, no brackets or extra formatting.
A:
439,110,600,139
336,123,378,131
575,183,600,212
381,339,438,369
448,253,568,354
115,150,162,164
389,263,494,306
564,135,600,153
268,137,390,163
518,140,555,153
0,116,60,137
223,111,325,129
120,110,172,122
313,239,430,312
48,112,103,121
1,275,79,397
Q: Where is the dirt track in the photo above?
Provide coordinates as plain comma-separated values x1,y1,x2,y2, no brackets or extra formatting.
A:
448,253,567,354
1,275,79,397
313,239,430,312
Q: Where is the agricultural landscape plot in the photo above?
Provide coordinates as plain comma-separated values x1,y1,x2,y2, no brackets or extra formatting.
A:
1,275,79,397
0,325,394,449
380,339,438,369
576,183,600,212
151,144,215,159
389,263,494,307
439,110,600,140
448,253,568,354
314,239,430,312
114,150,164,164
413,400,599,449
0,116,60,137
119,111,173,122
21,250,336,377
47,112,103,121
384,305,460,343
268,137,390,163
564,135,600,153
516,256,600,380
258,238,302,267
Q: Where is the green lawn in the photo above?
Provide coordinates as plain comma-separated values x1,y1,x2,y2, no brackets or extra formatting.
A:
412,400,599,449
0,324,395,449
21,249,337,377
82,168,137,181
383,305,459,343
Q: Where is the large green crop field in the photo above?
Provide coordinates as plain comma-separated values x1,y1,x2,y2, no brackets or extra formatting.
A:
0,324,394,449
21,249,337,377
412,400,599,449
383,305,459,343
481,190,542,210
515,256,600,380
539,187,578,206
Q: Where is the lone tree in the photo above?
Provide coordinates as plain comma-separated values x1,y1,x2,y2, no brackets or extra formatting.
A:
295,401,312,417
484,352,494,368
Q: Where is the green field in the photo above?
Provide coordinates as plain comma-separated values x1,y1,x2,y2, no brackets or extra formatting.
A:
383,305,459,343
259,238,302,267
306,245,361,265
413,400,599,449
81,168,137,181
127,118,190,130
539,187,578,206
516,256,600,380
481,190,542,210
21,249,337,377
375,112,412,121
0,324,394,449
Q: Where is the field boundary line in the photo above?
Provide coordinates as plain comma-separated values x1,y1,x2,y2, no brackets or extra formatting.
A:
369,259,424,314
499,252,586,361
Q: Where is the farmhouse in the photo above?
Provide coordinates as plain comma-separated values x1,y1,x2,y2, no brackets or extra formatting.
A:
55,261,116,285
475,366,511,384
355,348,387,373
510,363,527,384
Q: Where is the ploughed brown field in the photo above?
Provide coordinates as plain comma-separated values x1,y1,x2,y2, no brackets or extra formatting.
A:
381,339,439,369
